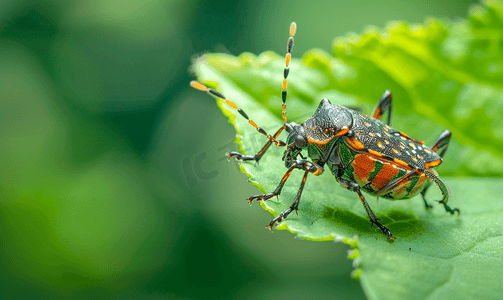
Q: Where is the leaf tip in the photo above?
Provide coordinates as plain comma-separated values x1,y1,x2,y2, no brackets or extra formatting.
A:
347,249,360,260
350,269,361,281
335,235,360,248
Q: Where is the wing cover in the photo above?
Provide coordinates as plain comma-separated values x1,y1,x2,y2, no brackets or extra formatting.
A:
347,111,441,171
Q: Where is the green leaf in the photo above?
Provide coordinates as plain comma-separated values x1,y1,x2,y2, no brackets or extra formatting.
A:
192,1,503,299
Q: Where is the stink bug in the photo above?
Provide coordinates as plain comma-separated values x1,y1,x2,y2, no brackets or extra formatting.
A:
190,22,459,240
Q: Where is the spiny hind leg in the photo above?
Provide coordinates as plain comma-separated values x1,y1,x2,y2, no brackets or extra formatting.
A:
425,170,459,216
421,130,452,209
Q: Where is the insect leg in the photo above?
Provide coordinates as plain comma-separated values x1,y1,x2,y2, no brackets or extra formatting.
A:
248,159,323,202
425,170,460,216
356,190,396,240
337,177,395,240
227,126,284,162
371,90,392,125
190,81,287,147
246,159,300,203
420,129,452,208
246,160,322,230
266,169,309,231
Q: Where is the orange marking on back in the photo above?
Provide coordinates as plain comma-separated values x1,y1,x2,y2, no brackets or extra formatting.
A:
283,79,287,90
353,154,375,183
425,159,442,169
345,137,365,150
335,127,349,137
399,132,423,144
190,81,208,91
285,54,291,67
368,149,383,157
393,158,409,168
249,120,257,128
306,135,336,145
225,100,237,109
372,162,400,190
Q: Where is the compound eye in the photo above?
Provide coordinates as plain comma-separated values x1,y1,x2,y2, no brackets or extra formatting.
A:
295,135,306,148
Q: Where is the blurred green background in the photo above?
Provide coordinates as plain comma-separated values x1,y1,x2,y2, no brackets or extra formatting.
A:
0,0,479,299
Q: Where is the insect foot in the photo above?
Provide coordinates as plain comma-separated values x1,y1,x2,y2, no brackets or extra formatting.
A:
266,207,294,231
439,201,460,216
226,151,257,162
246,193,277,205
371,220,396,241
